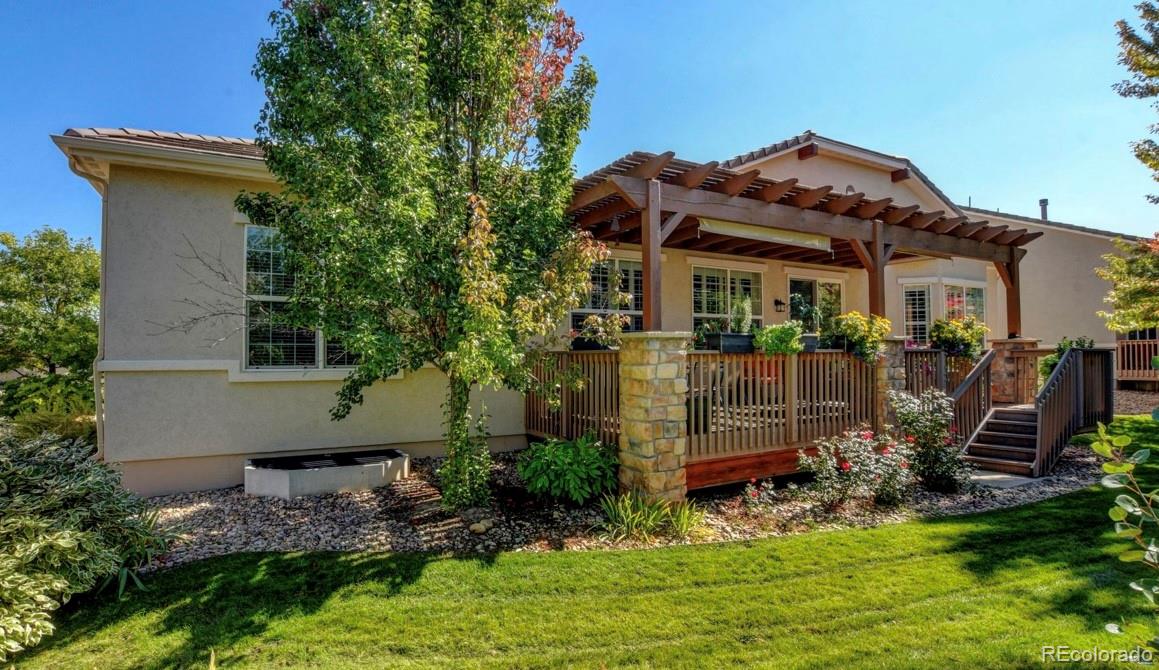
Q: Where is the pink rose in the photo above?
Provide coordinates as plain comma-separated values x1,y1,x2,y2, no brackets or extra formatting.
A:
840,461,852,472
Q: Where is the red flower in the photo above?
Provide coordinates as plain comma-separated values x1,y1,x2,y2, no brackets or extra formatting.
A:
900,460,909,469
860,431,874,440
905,435,916,444
840,461,852,472
882,447,892,456
749,490,759,498
944,436,954,445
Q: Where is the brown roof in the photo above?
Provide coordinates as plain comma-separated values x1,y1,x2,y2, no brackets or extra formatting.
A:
63,127,264,160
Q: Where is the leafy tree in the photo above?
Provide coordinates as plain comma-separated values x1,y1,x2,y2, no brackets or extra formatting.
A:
0,228,99,378
1117,3,1159,204
237,0,601,508
1098,239,1159,333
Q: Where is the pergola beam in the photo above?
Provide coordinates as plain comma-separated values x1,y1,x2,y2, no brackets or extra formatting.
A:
900,210,944,230
752,178,798,203
852,197,892,219
881,204,920,225
671,161,719,189
825,191,866,215
788,185,833,209
624,151,675,179
709,169,760,196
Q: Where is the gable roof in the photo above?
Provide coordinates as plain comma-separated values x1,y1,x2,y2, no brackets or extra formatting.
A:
722,131,964,218
962,206,1140,242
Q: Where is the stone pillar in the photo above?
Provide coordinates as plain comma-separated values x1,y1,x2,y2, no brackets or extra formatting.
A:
875,337,907,431
617,331,691,502
989,338,1041,404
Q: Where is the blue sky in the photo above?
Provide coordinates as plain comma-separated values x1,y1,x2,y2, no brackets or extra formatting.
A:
1,0,1155,243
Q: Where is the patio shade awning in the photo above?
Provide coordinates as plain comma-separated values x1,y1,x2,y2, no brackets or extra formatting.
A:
697,218,831,252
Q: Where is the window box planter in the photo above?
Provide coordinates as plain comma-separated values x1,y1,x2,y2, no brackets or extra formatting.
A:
706,333,755,353
570,336,610,351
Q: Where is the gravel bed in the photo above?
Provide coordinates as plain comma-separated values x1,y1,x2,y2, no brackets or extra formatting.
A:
1116,390,1159,416
146,446,1105,571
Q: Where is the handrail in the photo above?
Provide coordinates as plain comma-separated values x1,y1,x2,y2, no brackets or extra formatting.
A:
1033,348,1115,476
950,349,996,401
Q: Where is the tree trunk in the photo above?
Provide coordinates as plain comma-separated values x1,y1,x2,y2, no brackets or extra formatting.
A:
439,372,492,509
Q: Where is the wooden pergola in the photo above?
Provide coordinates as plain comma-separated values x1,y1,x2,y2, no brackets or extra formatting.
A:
569,151,1042,336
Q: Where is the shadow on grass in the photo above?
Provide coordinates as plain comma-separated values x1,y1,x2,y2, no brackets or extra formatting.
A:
23,550,497,669
923,416,1159,632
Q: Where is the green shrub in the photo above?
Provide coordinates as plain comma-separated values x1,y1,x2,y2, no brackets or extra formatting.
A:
798,427,914,509
600,493,668,540
929,316,988,358
1039,336,1095,378
9,395,95,443
0,435,170,661
518,433,617,505
753,321,804,356
729,294,753,334
0,374,93,419
890,389,973,493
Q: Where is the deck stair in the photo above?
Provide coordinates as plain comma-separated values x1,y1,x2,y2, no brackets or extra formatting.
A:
963,407,1038,476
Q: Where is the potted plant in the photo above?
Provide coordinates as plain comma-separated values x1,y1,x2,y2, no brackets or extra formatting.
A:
753,320,804,356
790,293,823,352
705,295,755,353
928,316,988,359
829,311,892,362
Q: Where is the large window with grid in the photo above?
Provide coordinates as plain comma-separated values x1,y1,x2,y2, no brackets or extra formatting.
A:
903,284,931,346
245,225,355,369
787,277,843,333
571,258,644,332
691,266,763,332
944,284,985,321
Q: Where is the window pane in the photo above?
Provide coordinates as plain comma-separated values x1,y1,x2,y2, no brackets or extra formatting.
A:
571,259,644,333
619,260,644,312
904,286,930,345
693,267,728,317
788,278,816,322
818,281,842,324
965,287,985,320
730,270,762,316
247,300,317,368
246,225,292,297
945,285,965,321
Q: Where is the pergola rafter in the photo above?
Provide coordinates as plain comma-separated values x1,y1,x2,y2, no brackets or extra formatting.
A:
570,151,1036,335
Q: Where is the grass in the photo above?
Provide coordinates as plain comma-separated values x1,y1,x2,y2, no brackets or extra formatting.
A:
18,416,1159,669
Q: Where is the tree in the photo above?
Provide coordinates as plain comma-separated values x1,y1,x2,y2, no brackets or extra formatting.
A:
1116,2,1159,203
1098,238,1159,333
0,228,99,378
237,0,601,508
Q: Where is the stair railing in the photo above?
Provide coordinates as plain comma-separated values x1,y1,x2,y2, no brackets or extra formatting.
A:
1033,348,1115,476
949,349,995,449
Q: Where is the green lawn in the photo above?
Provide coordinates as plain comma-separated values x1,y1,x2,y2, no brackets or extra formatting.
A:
18,416,1159,669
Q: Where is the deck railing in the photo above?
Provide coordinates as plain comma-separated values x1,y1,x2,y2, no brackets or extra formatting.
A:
1118,339,1159,381
525,350,620,445
948,350,995,446
1033,348,1115,476
904,349,977,396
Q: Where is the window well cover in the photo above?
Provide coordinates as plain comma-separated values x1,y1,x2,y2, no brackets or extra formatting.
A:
697,218,831,252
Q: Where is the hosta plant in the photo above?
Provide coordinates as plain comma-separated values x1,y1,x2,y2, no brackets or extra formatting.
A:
518,433,617,505
0,435,170,661
798,428,914,509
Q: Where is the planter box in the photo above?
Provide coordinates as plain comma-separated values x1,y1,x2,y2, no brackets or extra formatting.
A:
245,448,409,499
706,333,755,353
570,336,610,351
801,334,820,353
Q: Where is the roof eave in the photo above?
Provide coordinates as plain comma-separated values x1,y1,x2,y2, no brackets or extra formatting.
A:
52,134,274,188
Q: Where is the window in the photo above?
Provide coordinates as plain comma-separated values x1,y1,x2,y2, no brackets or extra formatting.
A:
903,285,931,345
571,258,644,332
945,284,984,321
787,277,842,332
244,225,354,369
692,266,763,331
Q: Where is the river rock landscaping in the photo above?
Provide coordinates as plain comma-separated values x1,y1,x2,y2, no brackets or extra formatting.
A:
147,443,1103,570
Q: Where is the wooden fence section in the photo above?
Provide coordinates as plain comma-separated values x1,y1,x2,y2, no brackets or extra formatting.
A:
687,351,874,462
1011,348,1051,402
949,350,994,445
1034,349,1114,477
524,351,620,445
904,349,976,396
1118,339,1159,381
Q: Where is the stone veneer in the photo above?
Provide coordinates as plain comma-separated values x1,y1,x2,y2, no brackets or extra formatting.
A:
875,338,907,430
617,332,691,502
989,338,1042,404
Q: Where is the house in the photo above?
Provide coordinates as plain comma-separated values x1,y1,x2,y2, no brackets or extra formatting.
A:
54,128,1127,496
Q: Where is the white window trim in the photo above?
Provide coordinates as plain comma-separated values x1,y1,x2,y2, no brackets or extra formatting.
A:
684,255,767,273
783,265,849,281
897,275,986,289
243,223,357,371
690,264,765,330
902,284,932,343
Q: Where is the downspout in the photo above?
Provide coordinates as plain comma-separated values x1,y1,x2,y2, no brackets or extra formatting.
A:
67,155,109,460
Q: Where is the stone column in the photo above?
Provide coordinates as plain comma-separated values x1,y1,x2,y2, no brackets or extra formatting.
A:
989,338,1041,404
875,337,907,431
617,331,691,502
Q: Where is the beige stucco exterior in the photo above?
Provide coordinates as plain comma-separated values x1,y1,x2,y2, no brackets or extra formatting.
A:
58,131,1131,495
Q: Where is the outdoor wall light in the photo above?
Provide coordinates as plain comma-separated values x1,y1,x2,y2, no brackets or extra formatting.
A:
774,299,787,313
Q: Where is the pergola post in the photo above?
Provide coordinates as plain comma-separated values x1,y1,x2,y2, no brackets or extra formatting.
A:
995,254,1023,338
641,179,663,330
853,222,894,318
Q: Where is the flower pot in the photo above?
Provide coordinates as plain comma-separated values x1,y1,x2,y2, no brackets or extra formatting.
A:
801,333,819,353
706,333,755,353
570,336,609,351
